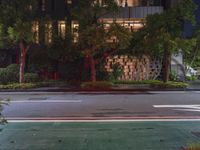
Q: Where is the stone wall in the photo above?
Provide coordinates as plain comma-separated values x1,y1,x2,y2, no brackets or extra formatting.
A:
105,55,161,81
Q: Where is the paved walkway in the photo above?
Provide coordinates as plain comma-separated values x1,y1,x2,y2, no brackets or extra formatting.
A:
0,121,200,150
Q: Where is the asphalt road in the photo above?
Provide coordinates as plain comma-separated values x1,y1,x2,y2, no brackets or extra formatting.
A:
1,91,200,120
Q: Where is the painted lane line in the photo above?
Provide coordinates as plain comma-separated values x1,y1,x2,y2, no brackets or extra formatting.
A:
175,109,200,112
150,91,187,94
7,119,200,123
2,100,82,103
6,116,200,120
154,105,200,108
154,105,200,112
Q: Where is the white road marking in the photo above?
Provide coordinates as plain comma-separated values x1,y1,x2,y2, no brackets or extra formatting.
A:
2,100,82,103
154,105,200,112
175,109,200,112
7,119,200,123
150,91,187,94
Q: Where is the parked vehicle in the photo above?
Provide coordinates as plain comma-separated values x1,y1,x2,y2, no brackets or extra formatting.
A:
186,66,197,77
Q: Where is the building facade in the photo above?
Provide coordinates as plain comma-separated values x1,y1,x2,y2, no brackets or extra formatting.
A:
31,0,173,45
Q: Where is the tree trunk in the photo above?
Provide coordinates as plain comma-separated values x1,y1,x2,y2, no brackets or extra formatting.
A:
19,41,28,83
163,48,171,83
89,55,96,82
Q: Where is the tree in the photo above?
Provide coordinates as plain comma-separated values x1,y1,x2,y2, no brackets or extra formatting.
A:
0,0,37,83
73,0,132,82
183,25,200,68
129,0,196,82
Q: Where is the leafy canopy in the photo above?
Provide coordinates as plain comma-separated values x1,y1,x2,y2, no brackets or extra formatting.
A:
129,0,197,57
0,0,37,47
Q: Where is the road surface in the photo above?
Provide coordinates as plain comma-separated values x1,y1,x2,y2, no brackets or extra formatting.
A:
1,91,200,120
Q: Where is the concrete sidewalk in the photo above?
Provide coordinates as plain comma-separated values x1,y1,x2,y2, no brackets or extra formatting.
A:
187,80,200,90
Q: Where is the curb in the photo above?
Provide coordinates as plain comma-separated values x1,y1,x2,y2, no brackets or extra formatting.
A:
0,87,197,93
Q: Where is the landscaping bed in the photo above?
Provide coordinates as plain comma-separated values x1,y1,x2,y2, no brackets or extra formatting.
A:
0,81,65,90
0,79,189,91
80,80,189,91
113,80,189,89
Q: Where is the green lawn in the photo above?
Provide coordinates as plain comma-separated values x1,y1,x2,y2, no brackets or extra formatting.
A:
0,121,200,150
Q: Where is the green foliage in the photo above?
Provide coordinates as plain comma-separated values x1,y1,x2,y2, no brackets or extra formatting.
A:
0,24,3,48
81,81,113,90
73,0,131,82
73,0,118,27
129,0,197,58
0,64,19,84
150,81,189,88
112,80,188,88
48,36,81,63
185,75,198,81
169,70,179,81
28,47,51,72
58,60,83,81
112,80,162,85
74,0,131,55
107,23,132,50
183,24,200,68
24,73,40,83
108,63,123,81
0,0,37,47
0,81,64,89
0,83,37,89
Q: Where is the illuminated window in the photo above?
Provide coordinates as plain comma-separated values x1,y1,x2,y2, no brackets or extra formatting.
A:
32,21,39,44
115,0,162,7
45,22,52,45
102,18,144,32
58,21,66,39
72,21,79,43
66,0,72,4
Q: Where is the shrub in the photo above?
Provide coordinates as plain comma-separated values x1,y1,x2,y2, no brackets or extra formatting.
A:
0,64,19,84
108,63,123,81
81,81,113,90
150,81,188,88
24,73,40,83
169,70,178,81
112,80,188,88
0,69,8,84
113,80,162,85
0,83,37,89
112,63,123,80
186,75,198,81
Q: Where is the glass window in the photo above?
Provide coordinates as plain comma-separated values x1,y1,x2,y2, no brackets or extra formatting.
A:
32,21,39,44
72,21,79,43
66,0,72,5
45,22,52,45
58,21,66,39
